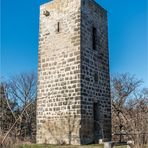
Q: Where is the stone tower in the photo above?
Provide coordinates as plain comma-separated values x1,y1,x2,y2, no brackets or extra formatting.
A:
37,0,111,145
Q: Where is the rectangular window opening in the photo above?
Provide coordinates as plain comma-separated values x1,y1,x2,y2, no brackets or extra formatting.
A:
93,27,97,50
94,72,99,84
93,101,100,135
93,102,98,122
57,22,60,32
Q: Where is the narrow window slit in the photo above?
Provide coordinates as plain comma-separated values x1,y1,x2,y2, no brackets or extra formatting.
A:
93,27,97,50
57,22,60,32
94,72,98,84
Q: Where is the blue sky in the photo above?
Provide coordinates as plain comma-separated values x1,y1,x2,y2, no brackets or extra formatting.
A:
1,0,148,87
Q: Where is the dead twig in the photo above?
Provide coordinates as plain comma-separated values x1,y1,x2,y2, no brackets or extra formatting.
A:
2,102,33,145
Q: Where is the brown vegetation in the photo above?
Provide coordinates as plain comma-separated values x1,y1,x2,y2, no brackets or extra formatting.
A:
0,72,148,147
0,72,37,147
111,73,148,148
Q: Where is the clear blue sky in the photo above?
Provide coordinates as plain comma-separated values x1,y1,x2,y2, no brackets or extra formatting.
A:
1,0,148,87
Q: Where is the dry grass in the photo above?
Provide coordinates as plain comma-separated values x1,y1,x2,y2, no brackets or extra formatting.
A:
12,144,104,148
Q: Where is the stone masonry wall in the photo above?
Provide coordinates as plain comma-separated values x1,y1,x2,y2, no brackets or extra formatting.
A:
37,0,111,145
36,0,81,145
80,0,111,143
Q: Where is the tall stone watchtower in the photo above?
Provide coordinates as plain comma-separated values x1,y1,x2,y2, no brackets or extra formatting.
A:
37,0,111,145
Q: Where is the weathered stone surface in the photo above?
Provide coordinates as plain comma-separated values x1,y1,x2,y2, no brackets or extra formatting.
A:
37,0,111,145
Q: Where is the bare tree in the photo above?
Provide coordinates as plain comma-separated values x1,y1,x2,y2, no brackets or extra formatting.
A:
111,73,148,147
8,72,36,105
0,72,37,146
0,83,16,137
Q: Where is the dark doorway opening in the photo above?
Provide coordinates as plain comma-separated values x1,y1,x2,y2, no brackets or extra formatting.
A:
93,102,100,142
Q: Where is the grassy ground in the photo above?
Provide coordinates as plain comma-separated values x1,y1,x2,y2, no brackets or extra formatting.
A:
14,144,148,148
13,144,148,148
14,144,128,148
15,144,104,148
114,146,127,148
